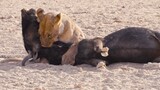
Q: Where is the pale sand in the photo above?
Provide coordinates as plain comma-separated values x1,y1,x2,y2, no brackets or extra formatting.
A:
0,0,160,90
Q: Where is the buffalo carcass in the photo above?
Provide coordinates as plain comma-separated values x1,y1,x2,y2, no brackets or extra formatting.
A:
75,27,160,67
38,41,72,65
21,8,40,66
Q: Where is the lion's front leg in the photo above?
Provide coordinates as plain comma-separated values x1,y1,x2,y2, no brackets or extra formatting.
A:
61,43,78,65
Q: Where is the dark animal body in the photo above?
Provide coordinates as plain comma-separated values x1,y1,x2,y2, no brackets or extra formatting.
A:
75,27,160,66
21,10,160,66
21,8,71,66
21,8,40,66
38,42,72,65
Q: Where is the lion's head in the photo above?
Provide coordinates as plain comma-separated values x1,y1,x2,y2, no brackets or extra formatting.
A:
37,8,62,47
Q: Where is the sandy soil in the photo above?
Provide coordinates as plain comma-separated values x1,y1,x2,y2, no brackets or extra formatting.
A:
0,0,160,90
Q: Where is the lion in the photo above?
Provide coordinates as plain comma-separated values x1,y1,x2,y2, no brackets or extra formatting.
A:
37,8,85,65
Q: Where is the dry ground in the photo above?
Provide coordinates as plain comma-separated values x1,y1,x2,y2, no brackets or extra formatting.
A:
0,0,160,90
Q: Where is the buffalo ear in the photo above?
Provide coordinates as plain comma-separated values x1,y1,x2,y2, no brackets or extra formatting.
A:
37,8,45,22
52,13,62,25
21,9,27,18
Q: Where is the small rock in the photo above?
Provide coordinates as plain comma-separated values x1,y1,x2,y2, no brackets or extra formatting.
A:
74,83,82,88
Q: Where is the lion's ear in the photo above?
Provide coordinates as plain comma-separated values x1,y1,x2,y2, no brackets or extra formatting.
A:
37,8,45,22
52,13,62,25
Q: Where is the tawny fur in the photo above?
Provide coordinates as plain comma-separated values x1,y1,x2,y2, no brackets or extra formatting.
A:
37,8,85,47
37,8,85,65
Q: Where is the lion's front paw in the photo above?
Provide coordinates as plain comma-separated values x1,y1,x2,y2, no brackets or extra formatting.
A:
61,53,75,65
